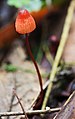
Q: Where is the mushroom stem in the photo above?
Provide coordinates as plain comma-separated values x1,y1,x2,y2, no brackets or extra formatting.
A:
25,34,43,92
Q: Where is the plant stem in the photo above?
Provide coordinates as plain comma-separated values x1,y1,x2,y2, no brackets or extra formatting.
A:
25,34,43,92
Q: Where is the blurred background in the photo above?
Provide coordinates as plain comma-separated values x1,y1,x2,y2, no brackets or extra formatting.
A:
0,0,75,119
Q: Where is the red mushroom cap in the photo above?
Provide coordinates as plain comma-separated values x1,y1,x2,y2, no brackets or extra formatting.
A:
15,9,36,34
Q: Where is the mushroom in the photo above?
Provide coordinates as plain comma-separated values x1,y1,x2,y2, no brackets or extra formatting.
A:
15,9,43,105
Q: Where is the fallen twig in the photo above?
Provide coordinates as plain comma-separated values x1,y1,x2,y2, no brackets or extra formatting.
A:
13,89,29,119
0,107,61,117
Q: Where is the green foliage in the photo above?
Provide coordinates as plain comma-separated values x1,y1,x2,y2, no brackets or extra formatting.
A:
4,64,18,72
7,0,46,11
7,0,67,11
7,0,30,8
52,0,66,6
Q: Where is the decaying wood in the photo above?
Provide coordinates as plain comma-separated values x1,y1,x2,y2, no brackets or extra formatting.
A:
53,91,75,119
